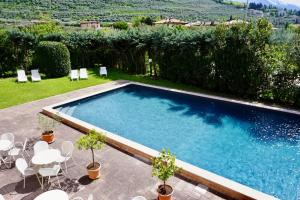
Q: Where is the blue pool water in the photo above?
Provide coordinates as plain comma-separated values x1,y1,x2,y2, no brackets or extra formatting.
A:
56,84,300,200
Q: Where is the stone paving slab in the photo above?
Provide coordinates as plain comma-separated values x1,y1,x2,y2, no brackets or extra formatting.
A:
0,81,226,200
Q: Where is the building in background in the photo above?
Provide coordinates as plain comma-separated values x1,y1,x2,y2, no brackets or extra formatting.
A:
80,21,101,29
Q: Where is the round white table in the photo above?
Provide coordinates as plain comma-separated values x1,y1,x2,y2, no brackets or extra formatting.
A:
0,139,12,151
32,149,61,165
34,190,68,200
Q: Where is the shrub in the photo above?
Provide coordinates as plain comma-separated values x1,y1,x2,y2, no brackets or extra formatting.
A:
76,129,106,167
112,21,128,30
33,41,71,77
152,149,180,194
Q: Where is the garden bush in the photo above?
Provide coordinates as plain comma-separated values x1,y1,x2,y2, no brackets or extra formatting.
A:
33,41,71,78
112,21,128,30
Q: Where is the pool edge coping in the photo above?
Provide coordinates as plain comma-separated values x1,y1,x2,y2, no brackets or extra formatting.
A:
42,81,282,200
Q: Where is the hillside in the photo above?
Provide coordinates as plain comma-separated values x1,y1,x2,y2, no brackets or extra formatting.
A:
0,0,244,23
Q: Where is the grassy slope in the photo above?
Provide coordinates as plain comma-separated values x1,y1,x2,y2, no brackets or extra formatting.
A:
0,69,203,109
0,0,244,22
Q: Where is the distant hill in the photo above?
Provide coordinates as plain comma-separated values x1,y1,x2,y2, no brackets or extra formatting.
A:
0,0,245,24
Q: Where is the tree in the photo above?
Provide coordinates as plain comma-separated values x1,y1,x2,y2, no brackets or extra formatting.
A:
152,149,180,194
76,130,106,168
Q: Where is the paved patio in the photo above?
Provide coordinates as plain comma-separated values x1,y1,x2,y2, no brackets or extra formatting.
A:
0,81,226,200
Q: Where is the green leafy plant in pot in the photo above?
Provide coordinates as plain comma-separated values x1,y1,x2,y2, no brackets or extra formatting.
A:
76,129,106,180
38,113,61,144
152,149,180,200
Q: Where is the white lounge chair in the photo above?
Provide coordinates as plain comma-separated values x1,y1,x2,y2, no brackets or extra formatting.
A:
79,68,88,79
99,67,107,76
70,70,79,81
17,70,28,83
31,69,41,82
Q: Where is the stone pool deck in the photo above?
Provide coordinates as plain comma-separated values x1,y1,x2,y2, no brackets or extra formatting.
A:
0,81,225,200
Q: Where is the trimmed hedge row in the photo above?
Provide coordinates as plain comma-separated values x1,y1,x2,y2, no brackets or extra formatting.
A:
0,19,299,107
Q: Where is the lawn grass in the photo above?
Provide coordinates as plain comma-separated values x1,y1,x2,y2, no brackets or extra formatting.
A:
0,68,205,109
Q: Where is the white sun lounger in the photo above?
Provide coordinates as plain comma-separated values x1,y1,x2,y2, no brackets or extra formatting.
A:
99,67,107,76
70,70,79,81
31,69,41,82
17,70,28,83
79,68,88,79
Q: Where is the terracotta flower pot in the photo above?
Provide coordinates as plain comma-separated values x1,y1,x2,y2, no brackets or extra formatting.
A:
41,131,55,144
157,184,173,200
87,162,101,180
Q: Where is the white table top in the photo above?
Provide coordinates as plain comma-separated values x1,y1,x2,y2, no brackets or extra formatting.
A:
34,190,68,200
0,139,12,151
32,149,61,165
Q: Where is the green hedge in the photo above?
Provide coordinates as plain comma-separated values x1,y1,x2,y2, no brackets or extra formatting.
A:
33,41,71,78
0,19,299,108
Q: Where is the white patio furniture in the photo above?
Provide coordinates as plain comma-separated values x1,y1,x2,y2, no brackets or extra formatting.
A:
0,133,14,147
99,67,107,76
33,141,49,155
34,189,68,200
0,194,4,200
38,164,61,189
8,138,30,160
56,141,74,174
0,133,14,167
132,196,147,200
16,158,38,188
79,68,88,79
31,69,42,82
17,70,28,83
32,149,60,166
70,70,79,81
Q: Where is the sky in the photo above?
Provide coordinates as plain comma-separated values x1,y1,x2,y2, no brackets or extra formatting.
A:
282,0,300,6
236,0,300,7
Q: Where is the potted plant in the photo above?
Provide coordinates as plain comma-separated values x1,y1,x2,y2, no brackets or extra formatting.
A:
38,113,61,143
76,129,106,180
152,149,180,200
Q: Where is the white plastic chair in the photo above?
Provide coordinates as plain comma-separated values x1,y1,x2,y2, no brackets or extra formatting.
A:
31,69,41,82
0,133,14,150
70,70,79,81
79,68,88,79
132,196,147,200
16,158,37,188
33,141,49,155
8,138,30,160
0,194,4,200
17,70,28,82
99,67,107,76
56,141,74,174
38,165,61,189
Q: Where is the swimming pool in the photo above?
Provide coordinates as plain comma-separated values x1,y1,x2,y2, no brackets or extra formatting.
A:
55,83,300,200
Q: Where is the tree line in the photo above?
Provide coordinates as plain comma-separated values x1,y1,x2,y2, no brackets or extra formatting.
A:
0,19,299,107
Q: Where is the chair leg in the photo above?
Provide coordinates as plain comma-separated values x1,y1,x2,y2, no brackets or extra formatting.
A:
64,161,68,174
56,175,61,188
23,176,25,188
41,176,44,190
36,174,42,188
